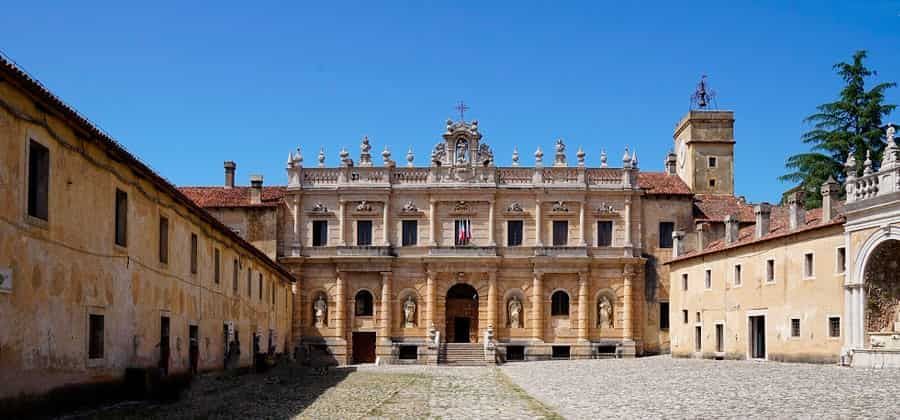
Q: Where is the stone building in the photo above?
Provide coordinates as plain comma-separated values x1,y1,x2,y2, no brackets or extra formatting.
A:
182,110,745,364
668,124,900,368
0,56,294,401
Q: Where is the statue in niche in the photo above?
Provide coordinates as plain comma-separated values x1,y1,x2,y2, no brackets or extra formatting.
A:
403,296,417,328
508,296,523,328
314,295,328,327
598,296,613,328
455,138,469,164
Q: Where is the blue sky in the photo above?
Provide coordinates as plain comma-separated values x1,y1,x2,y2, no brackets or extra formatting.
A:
2,1,898,203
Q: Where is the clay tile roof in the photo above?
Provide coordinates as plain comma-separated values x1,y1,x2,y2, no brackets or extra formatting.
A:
693,194,756,222
671,202,846,263
638,172,692,195
178,186,286,208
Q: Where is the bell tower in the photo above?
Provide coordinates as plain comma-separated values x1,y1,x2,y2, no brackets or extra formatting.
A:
674,77,735,195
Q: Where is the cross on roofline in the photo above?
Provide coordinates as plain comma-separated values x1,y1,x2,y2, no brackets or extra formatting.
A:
455,100,470,121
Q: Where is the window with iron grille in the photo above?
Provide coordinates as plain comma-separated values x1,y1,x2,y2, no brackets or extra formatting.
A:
828,317,841,338
791,318,801,338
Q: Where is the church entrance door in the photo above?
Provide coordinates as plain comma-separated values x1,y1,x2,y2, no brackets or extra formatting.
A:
352,332,376,364
446,283,478,343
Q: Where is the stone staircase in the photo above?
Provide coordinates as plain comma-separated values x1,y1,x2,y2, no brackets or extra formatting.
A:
438,343,486,366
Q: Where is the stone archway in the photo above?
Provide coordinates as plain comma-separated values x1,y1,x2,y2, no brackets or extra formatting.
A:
863,239,900,336
446,283,479,343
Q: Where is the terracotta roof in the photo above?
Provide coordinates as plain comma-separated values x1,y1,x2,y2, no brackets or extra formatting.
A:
670,204,846,263
0,53,294,282
693,194,756,222
179,186,286,208
638,172,693,195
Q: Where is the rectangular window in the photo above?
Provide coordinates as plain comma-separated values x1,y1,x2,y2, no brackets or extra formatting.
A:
454,219,472,246
114,189,128,246
734,264,742,287
190,233,198,274
766,259,775,283
791,318,801,338
682,310,688,324
402,220,418,246
232,259,238,292
312,221,328,247
247,268,252,297
804,253,814,278
27,140,50,221
829,317,841,338
659,302,670,330
597,221,613,247
214,248,221,284
356,220,373,246
708,156,717,168
272,281,276,305
696,312,701,323
704,269,712,289
837,247,846,273
694,326,702,352
88,314,104,359
507,220,523,247
258,273,263,300
715,324,724,352
159,216,169,264
552,220,568,246
658,222,674,248
708,179,717,188
681,273,688,291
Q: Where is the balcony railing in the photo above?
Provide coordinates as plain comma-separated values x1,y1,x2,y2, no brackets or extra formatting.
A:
336,245,393,257
428,246,497,257
534,246,588,257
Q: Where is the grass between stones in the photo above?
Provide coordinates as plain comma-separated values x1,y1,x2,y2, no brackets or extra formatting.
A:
493,368,564,420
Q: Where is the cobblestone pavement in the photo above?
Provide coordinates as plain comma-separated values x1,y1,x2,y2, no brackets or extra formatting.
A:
501,356,900,419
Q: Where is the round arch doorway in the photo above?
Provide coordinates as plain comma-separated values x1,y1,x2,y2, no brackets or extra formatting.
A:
863,239,900,336
446,283,479,343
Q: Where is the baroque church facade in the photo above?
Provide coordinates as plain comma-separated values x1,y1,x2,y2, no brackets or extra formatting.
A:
182,110,741,364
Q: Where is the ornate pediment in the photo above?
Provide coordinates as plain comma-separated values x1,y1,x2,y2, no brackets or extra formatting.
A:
399,200,424,217
306,202,335,216
594,202,619,217
351,200,377,215
449,200,477,216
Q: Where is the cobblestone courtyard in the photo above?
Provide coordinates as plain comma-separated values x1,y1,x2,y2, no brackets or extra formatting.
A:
73,356,900,419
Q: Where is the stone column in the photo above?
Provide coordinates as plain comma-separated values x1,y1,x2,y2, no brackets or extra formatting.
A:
338,200,347,246
335,271,346,342
379,272,393,353
624,197,633,256
577,271,589,341
488,199,496,246
292,195,302,254
532,272,544,341
487,271,498,330
579,200,588,246
534,199,543,247
382,200,391,246
426,271,436,329
429,199,438,246
622,265,634,341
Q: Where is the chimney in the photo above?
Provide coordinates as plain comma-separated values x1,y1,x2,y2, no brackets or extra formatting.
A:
224,161,236,189
820,177,840,223
696,222,710,251
665,151,677,175
754,202,771,239
724,214,740,244
672,230,685,258
788,190,806,230
250,175,263,205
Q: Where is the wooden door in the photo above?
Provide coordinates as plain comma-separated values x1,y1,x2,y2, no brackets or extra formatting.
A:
352,332,376,363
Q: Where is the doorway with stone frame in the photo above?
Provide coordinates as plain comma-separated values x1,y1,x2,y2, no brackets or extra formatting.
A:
445,283,479,343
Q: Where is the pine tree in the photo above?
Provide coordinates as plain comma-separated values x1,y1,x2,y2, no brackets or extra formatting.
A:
780,50,895,209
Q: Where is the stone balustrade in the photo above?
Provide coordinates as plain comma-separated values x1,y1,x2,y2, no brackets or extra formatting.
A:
533,246,589,258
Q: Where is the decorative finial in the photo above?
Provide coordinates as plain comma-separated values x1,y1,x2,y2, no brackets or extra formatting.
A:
406,147,414,167
295,147,303,164
622,146,631,163
631,150,638,168
576,146,585,167
287,152,294,167
339,147,350,166
600,149,608,168
455,100,470,122
690,74,717,109
864,149,874,175
554,138,567,167
318,147,326,167
535,147,544,167
511,147,520,167
382,145,392,165
359,136,373,167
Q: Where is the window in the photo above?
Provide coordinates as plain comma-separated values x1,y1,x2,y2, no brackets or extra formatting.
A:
214,249,221,284
551,346,571,359
312,221,328,246
258,273,263,300
355,290,374,316
734,264,742,287
715,324,724,352
803,253,814,278
708,156,718,168
682,310,689,324
658,222,674,248
694,326,702,352
27,140,50,221
696,312,701,323
454,219,472,246
398,345,418,360
836,247,846,273
708,179,717,188
247,267,252,297
791,318,801,338
597,221,613,247
766,259,775,283
402,220,418,246
88,314,104,359
356,220,372,246
704,269,712,289
659,302,670,330
159,216,169,264
272,281,276,305
551,291,569,316
114,189,128,246
681,273,688,291
552,220,568,246
232,259,238,292
507,220,523,247
828,317,841,338
190,233,198,274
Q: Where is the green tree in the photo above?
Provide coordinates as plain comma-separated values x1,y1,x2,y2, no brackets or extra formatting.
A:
780,50,895,209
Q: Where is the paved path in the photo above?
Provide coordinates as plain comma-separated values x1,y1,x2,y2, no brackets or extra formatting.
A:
501,356,900,419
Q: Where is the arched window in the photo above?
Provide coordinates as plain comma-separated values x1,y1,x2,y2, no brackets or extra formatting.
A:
551,290,570,316
355,290,374,316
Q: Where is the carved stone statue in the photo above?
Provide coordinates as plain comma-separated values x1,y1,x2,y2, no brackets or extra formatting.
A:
314,295,327,327
598,296,613,328
477,143,493,166
431,143,446,165
356,200,372,212
401,200,418,213
455,138,469,164
508,296,523,328
552,201,568,212
555,138,566,153
311,202,328,213
507,201,523,212
403,296,417,328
